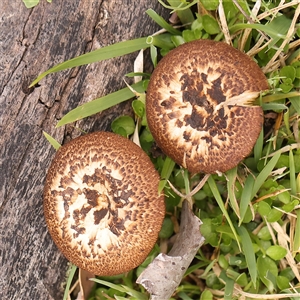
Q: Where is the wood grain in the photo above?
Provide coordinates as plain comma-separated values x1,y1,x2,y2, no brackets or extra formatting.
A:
0,1,168,298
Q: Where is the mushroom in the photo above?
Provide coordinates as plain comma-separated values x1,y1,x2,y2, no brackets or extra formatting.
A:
44,131,165,276
146,39,269,174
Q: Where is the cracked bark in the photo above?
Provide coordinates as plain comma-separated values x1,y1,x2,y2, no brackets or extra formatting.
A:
0,1,168,299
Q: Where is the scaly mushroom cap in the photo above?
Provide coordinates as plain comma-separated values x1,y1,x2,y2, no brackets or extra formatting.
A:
146,40,269,174
44,131,165,276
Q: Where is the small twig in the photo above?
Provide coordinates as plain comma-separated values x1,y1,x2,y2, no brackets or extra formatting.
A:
168,174,210,203
257,0,300,21
232,0,269,43
167,179,187,199
218,1,231,45
234,288,300,299
239,0,262,51
186,174,210,198
262,3,300,73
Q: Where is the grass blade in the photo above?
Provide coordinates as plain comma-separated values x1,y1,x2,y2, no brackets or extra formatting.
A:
289,149,296,195
159,156,176,193
30,37,149,87
254,129,264,166
239,175,255,225
219,271,234,300
293,210,300,257
226,167,240,217
230,14,291,45
43,131,61,150
261,91,300,103
146,9,182,35
63,264,77,300
290,94,300,115
56,81,144,127
251,151,281,198
236,225,257,288
91,278,127,293
207,175,241,251
161,156,176,180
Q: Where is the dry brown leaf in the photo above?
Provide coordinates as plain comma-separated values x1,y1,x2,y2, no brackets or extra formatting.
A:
76,269,95,300
136,200,205,300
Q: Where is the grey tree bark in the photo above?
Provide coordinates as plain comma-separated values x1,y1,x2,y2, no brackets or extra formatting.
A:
0,1,168,299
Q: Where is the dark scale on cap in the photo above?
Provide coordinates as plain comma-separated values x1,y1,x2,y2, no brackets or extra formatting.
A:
44,131,165,276
94,209,109,224
146,39,268,174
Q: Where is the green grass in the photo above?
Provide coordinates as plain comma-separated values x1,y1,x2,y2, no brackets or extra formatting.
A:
36,0,300,299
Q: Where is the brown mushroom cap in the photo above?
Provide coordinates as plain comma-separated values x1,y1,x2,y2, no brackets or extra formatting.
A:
146,39,269,174
44,131,165,276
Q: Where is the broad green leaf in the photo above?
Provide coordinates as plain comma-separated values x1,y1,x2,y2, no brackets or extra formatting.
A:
282,200,299,213
266,245,287,260
257,201,271,217
276,276,290,290
111,116,135,137
56,81,144,127
23,0,39,8
201,218,219,247
280,66,296,82
257,256,278,292
236,273,248,287
266,209,283,223
171,35,186,47
280,80,294,93
182,29,197,42
257,226,272,241
200,0,219,10
30,38,150,86
218,254,229,270
132,99,145,118
201,15,220,35
159,217,174,239
236,226,257,288
200,290,213,300
43,131,61,150
216,224,237,240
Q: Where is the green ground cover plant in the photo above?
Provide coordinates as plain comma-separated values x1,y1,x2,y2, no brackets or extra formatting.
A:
33,0,300,299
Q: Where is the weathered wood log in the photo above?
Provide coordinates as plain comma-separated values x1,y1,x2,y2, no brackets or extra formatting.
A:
0,1,168,298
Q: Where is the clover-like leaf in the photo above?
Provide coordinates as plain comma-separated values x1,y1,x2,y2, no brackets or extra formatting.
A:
266,245,287,260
